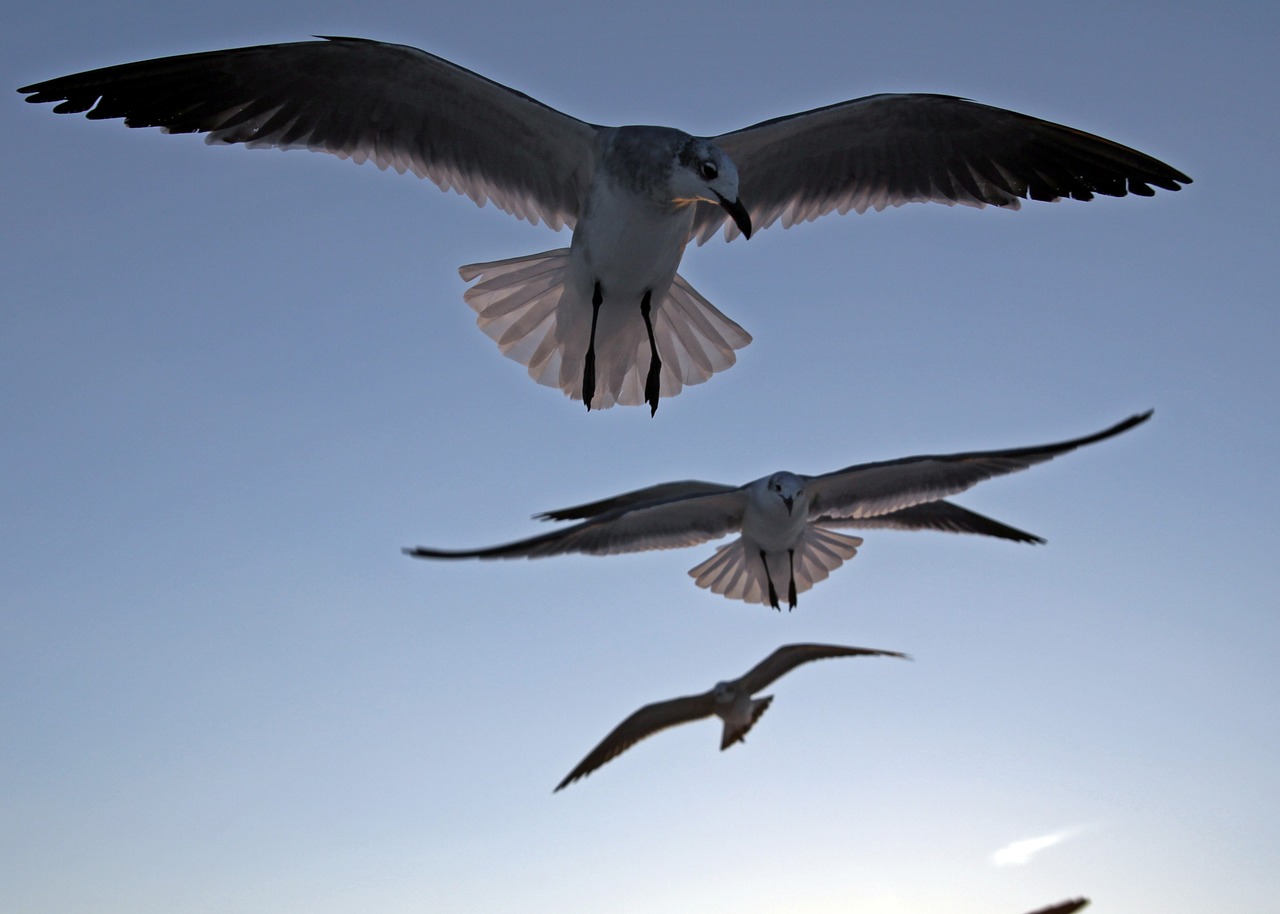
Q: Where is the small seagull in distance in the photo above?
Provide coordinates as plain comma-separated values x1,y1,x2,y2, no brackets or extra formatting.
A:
555,643,907,791
405,411,1151,609
20,38,1189,413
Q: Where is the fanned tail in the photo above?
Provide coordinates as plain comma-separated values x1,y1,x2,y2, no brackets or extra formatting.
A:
687,528,864,607
460,250,751,409
721,696,772,749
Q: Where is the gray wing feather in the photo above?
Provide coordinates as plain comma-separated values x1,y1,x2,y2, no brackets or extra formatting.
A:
535,480,737,521
19,36,598,230
815,500,1045,544
555,692,716,791
807,411,1151,520
691,94,1190,243
404,489,748,559
735,643,909,696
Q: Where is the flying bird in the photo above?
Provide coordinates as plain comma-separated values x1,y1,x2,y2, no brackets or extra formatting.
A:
20,38,1189,413
405,411,1151,608
554,643,907,791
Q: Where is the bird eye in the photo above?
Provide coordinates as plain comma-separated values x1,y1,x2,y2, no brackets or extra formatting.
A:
700,161,718,181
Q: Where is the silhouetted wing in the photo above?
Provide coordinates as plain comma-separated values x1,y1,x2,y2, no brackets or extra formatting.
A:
19,36,597,229
735,643,908,695
555,691,716,791
403,488,747,559
815,499,1045,543
535,480,736,521
806,411,1151,520
1021,899,1089,914
690,93,1189,242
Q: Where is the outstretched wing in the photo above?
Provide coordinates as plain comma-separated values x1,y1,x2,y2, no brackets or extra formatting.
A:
1021,900,1090,914
555,691,716,791
535,480,738,521
19,36,598,229
403,488,747,559
735,643,909,695
690,93,1190,242
806,411,1151,520
816,499,1044,544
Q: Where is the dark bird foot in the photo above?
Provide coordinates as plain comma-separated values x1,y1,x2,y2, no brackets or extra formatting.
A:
582,352,596,411
644,356,662,416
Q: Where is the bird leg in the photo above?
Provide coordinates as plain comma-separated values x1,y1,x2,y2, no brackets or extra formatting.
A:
640,289,662,416
582,281,603,411
761,549,780,610
787,549,797,610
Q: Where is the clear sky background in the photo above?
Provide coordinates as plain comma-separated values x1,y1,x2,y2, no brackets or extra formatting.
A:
3,2,1276,913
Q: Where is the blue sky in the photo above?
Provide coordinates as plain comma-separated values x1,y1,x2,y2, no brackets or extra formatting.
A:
3,2,1276,913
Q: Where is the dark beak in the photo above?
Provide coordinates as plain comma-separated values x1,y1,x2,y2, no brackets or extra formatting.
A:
715,192,753,239
782,495,794,513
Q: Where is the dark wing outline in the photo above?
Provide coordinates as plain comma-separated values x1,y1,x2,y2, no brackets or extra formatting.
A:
19,36,598,229
735,643,910,695
535,480,737,521
554,691,716,791
403,487,748,559
690,93,1190,243
815,500,1045,544
806,411,1151,520
1021,900,1090,914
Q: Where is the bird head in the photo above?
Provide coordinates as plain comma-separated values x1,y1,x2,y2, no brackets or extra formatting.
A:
672,137,752,238
766,472,805,514
711,681,736,704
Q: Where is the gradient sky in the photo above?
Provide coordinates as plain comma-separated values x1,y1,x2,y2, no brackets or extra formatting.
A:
3,2,1276,913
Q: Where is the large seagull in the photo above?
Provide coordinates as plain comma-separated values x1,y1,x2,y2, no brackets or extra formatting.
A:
405,411,1151,608
554,643,908,791
21,37,1189,413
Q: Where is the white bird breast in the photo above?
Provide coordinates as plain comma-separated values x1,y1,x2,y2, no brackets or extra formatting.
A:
571,173,695,305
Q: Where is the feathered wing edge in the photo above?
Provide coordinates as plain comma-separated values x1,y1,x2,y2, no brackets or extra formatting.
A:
553,693,714,791
687,526,864,606
460,249,751,408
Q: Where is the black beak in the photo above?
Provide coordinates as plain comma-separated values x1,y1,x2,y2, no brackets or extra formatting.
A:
715,192,753,239
782,495,794,513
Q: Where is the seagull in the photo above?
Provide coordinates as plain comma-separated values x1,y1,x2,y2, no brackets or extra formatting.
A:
405,411,1151,608
554,643,907,791
20,38,1190,414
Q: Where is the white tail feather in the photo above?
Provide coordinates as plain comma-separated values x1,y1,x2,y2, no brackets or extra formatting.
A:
460,250,751,409
687,527,864,606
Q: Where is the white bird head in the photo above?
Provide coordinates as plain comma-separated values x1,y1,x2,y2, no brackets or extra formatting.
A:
672,137,752,238
765,472,806,514
711,681,737,704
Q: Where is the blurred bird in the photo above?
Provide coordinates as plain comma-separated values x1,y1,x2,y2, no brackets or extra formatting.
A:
405,411,1151,608
1021,900,1089,914
555,643,907,791
21,38,1189,413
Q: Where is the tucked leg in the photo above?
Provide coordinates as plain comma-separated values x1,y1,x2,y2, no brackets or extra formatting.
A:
761,549,780,610
787,549,797,610
640,289,662,416
582,281,603,411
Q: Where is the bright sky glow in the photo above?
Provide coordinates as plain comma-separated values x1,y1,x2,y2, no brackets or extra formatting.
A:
992,828,1084,867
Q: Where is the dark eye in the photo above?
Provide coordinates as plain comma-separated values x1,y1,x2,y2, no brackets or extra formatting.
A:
700,161,718,181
